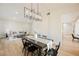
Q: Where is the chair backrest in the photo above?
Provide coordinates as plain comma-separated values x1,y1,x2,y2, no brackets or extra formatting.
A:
72,34,74,38
22,37,31,47
22,38,26,45
48,48,56,56
42,35,47,39
47,42,60,56
55,42,60,51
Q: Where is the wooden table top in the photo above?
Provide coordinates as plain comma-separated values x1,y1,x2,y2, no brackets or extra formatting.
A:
24,36,53,49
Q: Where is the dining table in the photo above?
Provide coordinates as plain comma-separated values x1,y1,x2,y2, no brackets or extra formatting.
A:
23,35,53,56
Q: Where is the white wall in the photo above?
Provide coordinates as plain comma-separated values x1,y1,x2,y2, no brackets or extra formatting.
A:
0,3,31,34
74,19,79,35
0,19,30,33
0,20,5,33
32,16,48,35
47,11,62,44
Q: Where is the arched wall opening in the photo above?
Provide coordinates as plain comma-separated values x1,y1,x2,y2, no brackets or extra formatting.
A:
62,14,79,39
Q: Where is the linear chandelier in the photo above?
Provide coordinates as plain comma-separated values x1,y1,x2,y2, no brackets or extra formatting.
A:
24,4,42,21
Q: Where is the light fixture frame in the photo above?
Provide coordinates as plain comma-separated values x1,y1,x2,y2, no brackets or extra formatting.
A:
24,7,42,21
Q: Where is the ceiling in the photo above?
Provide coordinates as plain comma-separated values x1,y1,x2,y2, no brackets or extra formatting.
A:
0,3,79,22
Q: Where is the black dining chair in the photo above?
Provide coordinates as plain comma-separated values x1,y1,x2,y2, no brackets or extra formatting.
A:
22,37,32,55
72,34,79,41
27,44,38,56
22,37,39,56
22,38,27,52
47,42,60,56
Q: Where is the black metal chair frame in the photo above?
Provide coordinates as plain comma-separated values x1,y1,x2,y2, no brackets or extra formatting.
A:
72,34,79,41
22,38,39,56
45,42,60,56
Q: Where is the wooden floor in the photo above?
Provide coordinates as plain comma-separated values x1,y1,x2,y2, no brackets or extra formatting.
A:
0,38,23,56
0,35,79,56
58,34,79,56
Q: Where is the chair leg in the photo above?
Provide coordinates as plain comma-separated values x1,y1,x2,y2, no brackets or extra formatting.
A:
31,52,33,56
24,49,26,56
37,49,39,56
27,51,29,56
44,49,47,56
22,47,25,53
72,38,74,41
